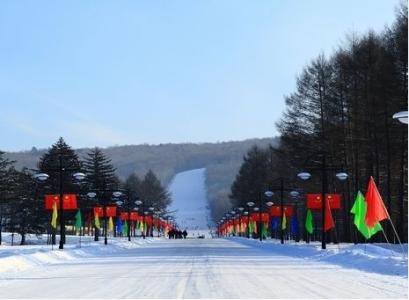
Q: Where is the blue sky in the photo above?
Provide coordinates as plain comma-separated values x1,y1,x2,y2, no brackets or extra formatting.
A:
0,0,399,151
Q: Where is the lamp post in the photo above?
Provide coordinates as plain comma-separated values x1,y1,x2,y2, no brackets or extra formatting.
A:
87,189,120,245
264,177,298,244
243,211,248,238
148,206,154,237
35,171,85,249
393,111,408,124
230,210,237,236
289,190,300,242
220,217,225,237
246,201,254,238
297,171,348,249
143,211,148,237
393,110,407,241
112,191,137,242
237,207,244,236
33,173,50,243
135,200,144,238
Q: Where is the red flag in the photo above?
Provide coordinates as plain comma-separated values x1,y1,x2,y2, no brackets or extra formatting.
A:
365,176,389,227
324,198,335,231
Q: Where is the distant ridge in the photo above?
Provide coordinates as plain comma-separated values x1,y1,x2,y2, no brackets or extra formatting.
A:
4,137,279,221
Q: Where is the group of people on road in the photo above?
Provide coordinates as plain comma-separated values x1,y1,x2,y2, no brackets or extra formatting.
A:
168,229,188,239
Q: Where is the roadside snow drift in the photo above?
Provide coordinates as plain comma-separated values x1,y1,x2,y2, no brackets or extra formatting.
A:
0,236,407,299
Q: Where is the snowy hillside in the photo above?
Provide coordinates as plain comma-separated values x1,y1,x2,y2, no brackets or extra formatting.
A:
168,168,213,237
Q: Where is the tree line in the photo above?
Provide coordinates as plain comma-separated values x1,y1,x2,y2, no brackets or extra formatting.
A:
0,137,171,245
230,4,407,243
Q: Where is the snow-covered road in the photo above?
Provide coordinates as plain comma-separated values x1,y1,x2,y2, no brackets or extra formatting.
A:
0,238,406,299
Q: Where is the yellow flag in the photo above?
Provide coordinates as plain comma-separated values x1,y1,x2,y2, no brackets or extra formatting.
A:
282,211,287,230
94,213,101,230
108,216,114,232
51,201,58,229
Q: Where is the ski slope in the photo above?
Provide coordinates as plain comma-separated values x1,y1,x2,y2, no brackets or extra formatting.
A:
168,168,213,237
0,236,406,299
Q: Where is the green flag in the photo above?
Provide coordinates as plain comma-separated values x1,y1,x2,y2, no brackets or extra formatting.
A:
74,209,82,231
261,222,269,239
351,191,382,239
248,221,254,233
305,209,314,234
122,220,128,236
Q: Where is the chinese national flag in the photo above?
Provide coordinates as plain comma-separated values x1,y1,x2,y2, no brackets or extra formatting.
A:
324,198,335,231
365,176,389,228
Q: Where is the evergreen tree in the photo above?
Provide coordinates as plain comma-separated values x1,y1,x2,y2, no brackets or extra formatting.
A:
6,168,49,245
82,147,118,192
0,151,15,244
138,170,171,212
38,137,82,194
124,173,142,199
82,147,119,238
230,146,270,208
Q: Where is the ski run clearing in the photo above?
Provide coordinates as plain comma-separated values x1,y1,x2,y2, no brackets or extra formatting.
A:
0,234,407,299
168,168,213,238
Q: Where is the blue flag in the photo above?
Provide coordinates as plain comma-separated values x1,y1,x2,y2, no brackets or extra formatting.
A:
290,215,299,235
116,218,122,233
270,217,279,230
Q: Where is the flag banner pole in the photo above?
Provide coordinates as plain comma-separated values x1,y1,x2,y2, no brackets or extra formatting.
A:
380,201,407,258
379,226,399,258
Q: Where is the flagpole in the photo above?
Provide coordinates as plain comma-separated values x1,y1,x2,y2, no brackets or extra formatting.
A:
321,154,327,250
380,200,407,258
280,178,284,244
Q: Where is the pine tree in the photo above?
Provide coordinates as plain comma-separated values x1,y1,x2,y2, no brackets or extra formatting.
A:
0,151,15,245
138,170,171,212
230,146,270,208
82,147,119,240
38,137,82,194
82,147,118,193
6,168,49,245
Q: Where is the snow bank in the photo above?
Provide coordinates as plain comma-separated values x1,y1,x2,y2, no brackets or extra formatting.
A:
0,233,159,277
231,237,408,277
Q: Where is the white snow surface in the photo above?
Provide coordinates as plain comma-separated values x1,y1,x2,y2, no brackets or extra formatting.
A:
0,233,407,299
168,168,213,237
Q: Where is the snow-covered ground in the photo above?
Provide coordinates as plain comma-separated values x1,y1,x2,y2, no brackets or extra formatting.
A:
0,234,407,299
168,168,213,238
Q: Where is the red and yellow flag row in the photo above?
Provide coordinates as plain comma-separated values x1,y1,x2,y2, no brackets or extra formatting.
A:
45,195,172,231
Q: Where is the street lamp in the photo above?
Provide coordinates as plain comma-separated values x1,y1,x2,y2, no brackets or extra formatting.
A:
237,207,244,236
135,200,146,238
230,210,237,236
297,170,348,249
393,111,408,124
112,191,136,242
148,207,154,237
264,177,296,244
87,189,121,245
246,201,254,238
393,110,407,238
34,173,49,182
289,190,300,242
35,171,85,249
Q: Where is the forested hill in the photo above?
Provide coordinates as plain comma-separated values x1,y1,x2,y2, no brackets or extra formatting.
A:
4,137,279,220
